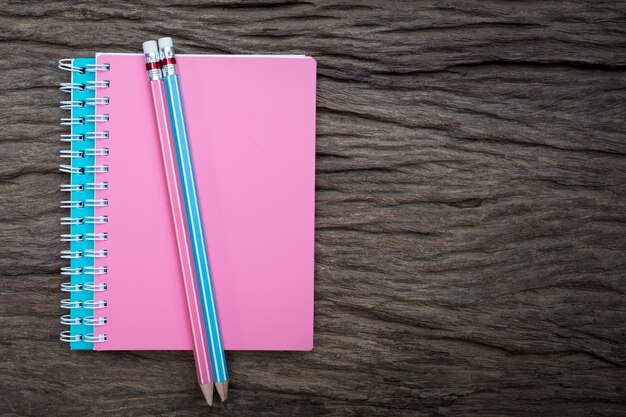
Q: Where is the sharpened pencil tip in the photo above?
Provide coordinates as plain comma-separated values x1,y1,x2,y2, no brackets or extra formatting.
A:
215,381,229,402
224,400,228,409
200,383,214,407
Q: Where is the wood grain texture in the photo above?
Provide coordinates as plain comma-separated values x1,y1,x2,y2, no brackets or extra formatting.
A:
1,1,625,416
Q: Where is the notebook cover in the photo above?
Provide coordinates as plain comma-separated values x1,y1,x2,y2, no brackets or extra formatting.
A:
92,54,316,350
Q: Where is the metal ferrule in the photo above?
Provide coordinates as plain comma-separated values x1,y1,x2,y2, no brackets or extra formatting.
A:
160,46,177,77
144,52,162,81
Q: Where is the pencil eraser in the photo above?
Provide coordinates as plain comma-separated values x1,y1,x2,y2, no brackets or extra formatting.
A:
158,37,174,49
142,40,158,55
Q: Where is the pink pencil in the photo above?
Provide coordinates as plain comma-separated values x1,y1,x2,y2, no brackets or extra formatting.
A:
143,40,214,407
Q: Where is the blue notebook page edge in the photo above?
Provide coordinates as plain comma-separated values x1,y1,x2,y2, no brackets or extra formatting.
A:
68,57,95,350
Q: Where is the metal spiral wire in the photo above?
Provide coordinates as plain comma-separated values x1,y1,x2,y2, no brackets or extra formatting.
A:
58,59,110,345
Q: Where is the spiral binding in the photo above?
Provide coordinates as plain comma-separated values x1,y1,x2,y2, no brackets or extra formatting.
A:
86,97,110,106
85,165,109,173
60,184,84,192
60,100,84,110
84,283,107,292
86,131,109,140
86,80,110,89
59,59,110,346
58,59,85,73
61,267,82,275
83,316,107,326
59,164,83,174
60,133,84,143
84,333,107,343
85,232,108,241
60,331,81,342
85,182,108,190
59,83,85,93
59,150,84,158
60,117,84,126
60,200,84,209
61,283,82,292
60,250,83,259
85,249,108,258
60,315,81,325
85,216,109,224
60,233,83,242
61,217,84,225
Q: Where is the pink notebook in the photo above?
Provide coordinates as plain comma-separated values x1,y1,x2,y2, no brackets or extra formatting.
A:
91,53,316,350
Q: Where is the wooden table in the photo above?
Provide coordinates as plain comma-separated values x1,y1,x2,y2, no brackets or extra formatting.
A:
1,1,625,416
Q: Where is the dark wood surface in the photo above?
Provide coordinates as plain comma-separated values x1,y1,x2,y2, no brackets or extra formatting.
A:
1,1,625,416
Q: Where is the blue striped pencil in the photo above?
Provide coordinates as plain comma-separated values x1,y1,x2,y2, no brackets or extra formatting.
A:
158,37,229,404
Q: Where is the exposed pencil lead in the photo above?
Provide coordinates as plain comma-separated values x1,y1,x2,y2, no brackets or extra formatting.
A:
224,400,228,409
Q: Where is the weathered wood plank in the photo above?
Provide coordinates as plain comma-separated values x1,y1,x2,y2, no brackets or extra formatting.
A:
0,1,625,416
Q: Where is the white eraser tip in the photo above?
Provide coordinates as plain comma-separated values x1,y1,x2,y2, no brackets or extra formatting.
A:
142,40,158,54
158,37,174,49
